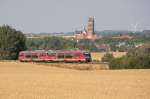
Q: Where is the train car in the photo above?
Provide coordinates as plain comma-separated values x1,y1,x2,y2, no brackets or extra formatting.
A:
18,50,48,62
18,50,92,62
48,50,91,62
64,50,91,62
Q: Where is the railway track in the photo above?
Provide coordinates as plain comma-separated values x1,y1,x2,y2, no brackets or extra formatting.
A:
0,60,109,70
29,61,107,65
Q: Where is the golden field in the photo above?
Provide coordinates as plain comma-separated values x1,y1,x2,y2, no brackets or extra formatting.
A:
0,62,150,99
91,52,127,61
38,62,109,70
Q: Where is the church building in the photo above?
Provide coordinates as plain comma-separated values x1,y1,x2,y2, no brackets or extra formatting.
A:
75,17,97,40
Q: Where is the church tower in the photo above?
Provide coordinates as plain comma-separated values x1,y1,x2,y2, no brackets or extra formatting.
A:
86,17,96,39
75,17,97,40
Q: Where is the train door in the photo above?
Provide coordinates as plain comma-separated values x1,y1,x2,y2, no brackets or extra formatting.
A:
18,52,25,61
57,52,65,62
65,52,73,62
47,52,57,61
31,53,38,61
24,52,32,61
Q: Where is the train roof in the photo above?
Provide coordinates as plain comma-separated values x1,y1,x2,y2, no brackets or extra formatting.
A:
50,50,90,53
19,50,90,53
19,50,47,53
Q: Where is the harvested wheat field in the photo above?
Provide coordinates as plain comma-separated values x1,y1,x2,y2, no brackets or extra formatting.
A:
92,52,126,61
0,62,150,99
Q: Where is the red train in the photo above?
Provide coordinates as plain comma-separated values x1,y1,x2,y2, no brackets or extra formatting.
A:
18,50,92,62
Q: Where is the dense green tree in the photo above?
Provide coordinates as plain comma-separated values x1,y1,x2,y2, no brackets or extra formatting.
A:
77,39,97,51
0,25,26,60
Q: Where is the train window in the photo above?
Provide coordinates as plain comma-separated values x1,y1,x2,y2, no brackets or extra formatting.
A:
39,53,43,56
73,53,81,57
65,53,73,58
19,54,24,57
39,53,47,56
48,53,56,57
25,54,31,58
57,53,64,58
32,54,38,58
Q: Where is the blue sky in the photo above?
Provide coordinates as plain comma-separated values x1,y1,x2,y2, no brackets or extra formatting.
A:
0,0,150,33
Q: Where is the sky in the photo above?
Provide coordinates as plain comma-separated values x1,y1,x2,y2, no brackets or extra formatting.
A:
0,0,150,33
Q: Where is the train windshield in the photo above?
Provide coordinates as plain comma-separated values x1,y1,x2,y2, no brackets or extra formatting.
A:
83,52,91,58
83,52,91,62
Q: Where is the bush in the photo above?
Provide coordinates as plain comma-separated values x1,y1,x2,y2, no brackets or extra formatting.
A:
101,53,114,62
109,57,122,69
109,46,150,69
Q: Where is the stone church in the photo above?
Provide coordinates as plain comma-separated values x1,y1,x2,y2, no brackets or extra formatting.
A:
75,17,97,40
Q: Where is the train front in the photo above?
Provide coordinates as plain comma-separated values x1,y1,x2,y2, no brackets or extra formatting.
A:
83,51,92,62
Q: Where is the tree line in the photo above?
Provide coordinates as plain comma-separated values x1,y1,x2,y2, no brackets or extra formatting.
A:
0,25,150,69
26,37,75,50
26,37,99,51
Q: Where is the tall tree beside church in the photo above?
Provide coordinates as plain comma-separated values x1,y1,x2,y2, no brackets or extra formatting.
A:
0,25,26,60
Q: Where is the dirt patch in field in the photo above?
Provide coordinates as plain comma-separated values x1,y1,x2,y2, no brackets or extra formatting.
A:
0,62,150,99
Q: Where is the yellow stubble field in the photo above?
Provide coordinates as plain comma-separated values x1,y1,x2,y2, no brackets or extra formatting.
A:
91,52,127,61
0,61,150,99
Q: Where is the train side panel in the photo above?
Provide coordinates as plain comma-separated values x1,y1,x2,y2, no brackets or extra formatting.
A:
19,50,92,63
